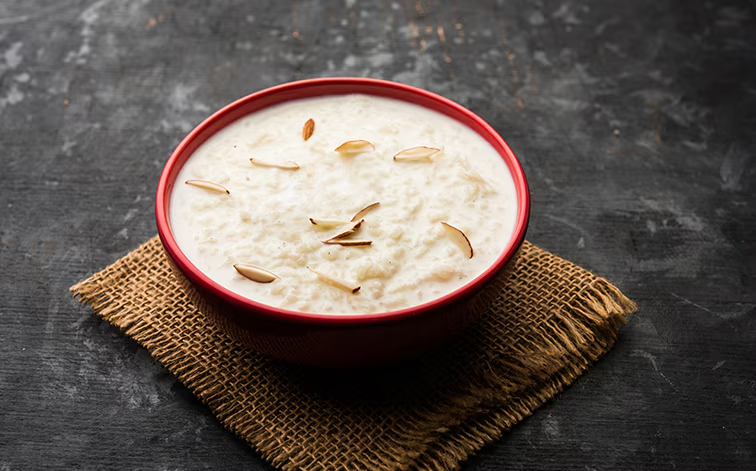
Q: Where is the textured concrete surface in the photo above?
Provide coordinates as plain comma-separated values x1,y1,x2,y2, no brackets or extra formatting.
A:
0,0,754,469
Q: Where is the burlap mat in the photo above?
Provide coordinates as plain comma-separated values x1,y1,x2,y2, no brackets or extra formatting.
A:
71,236,635,470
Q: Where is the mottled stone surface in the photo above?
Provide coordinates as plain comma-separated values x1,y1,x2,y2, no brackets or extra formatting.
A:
1,1,753,469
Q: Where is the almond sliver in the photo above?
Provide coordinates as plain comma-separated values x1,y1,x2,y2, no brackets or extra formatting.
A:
334,140,375,155
302,118,315,141
185,180,230,194
249,158,300,170
324,219,363,241
307,266,360,293
309,218,351,228
393,146,441,161
234,264,279,283
441,221,474,259
351,202,380,222
323,239,373,247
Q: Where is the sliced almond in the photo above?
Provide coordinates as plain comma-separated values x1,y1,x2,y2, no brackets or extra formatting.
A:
307,266,360,293
324,219,363,242
309,218,351,228
250,158,300,170
334,140,375,155
302,118,315,141
233,263,279,283
393,146,441,161
440,221,474,259
351,201,380,222
323,239,373,247
185,180,230,194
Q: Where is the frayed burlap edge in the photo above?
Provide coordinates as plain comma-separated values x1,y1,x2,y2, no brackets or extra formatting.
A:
407,280,633,470
71,237,636,471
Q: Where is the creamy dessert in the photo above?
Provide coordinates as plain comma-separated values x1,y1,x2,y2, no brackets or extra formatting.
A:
170,94,517,314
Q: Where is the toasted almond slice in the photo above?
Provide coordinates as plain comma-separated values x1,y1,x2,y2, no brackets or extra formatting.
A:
393,146,441,161
233,263,279,283
351,201,380,222
334,140,375,155
250,158,300,170
323,239,373,246
302,118,315,141
309,218,351,227
324,219,363,241
441,221,474,259
307,266,360,293
185,179,230,194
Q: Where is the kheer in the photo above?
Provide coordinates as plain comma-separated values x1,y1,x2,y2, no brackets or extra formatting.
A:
170,94,517,314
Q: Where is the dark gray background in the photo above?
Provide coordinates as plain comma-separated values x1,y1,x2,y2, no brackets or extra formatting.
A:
1,0,754,469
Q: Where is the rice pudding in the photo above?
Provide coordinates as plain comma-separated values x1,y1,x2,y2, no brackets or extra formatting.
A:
170,94,517,314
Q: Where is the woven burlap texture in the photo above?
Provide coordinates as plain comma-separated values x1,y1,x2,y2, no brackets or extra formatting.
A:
71,236,635,471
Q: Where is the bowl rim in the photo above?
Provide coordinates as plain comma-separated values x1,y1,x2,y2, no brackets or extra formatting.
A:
156,77,529,326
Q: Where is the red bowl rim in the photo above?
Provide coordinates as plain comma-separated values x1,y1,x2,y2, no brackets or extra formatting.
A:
156,77,529,326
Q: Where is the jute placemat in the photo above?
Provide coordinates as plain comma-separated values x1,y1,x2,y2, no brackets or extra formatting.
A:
71,236,635,470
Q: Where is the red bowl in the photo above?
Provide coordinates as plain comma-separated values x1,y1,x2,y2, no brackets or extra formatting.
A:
156,78,529,368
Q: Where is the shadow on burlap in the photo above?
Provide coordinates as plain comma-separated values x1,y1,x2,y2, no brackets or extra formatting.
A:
71,236,635,470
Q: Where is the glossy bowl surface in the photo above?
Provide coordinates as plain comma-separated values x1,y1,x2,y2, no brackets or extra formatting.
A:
156,78,529,367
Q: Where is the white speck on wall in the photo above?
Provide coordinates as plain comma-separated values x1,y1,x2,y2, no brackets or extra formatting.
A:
632,350,660,371
675,215,704,232
534,50,551,66
0,83,24,109
345,0,356,8
64,0,110,64
117,228,129,239
14,72,30,82
169,83,210,113
0,14,30,25
727,394,744,405
639,197,705,232
646,219,657,234
161,118,194,134
392,52,434,89
632,350,676,389
7,86,24,104
280,51,306,67
123,208,139,223
672,292,751,320
543,413,560,441
367,52,394,68
544,214,588,238
4,41,23,69
61,137,77,155
720,145,751,191
170,83,193,111
553,3,581,24
577,236,585,249
529,11,545,26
